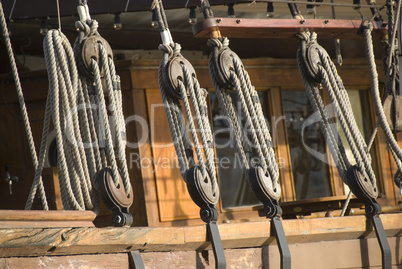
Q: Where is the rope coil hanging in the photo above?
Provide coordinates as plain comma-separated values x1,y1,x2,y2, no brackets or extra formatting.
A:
20,1,133,223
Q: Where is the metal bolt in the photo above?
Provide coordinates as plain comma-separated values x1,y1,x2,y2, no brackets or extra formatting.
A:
300,19,306,24
216,18,222,23
113,215,122,224
236,19,242,24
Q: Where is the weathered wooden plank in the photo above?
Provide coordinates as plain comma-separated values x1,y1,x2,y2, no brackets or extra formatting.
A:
0,210,95,228
0,213,400,257
264,236,402,269
142,251,197,269
0,253,129,268
0,210,95,221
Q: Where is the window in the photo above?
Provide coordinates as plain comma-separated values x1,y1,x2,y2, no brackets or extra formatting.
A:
212,86,384,211
337,90,381,194
210,91,269,208
281,90,332,200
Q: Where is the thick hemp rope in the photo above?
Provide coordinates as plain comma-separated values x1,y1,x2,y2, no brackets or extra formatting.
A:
153,1,219,199
25,29,97,211
207,37,280,195
26,16,131,210
297,32,377,201
0,2,49,209
362,22,402,192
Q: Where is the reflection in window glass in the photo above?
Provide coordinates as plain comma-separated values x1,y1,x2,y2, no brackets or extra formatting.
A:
282,91,332,200
210,91,268,208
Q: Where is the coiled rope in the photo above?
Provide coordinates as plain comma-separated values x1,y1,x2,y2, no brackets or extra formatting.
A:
24,16,131,210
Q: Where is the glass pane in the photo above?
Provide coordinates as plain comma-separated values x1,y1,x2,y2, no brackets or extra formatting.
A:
210,91,269,208
281,90,332,200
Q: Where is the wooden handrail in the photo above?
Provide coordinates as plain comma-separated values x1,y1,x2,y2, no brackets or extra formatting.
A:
0,213,400,257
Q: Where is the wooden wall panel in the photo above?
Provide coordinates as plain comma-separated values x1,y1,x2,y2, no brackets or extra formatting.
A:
145,89,200,222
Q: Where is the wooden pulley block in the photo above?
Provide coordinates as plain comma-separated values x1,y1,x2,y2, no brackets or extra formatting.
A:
248,166,281,203
185,166,219,208
346,165,378,201
76,35,113,79
210,47,242,90
162,56,196,99
95,167,133,227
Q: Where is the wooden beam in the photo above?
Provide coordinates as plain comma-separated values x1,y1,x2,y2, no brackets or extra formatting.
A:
193,18,387,39
0,213,400,257
0,210,95,228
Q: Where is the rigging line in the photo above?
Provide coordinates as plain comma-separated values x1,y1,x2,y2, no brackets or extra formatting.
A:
330,0,336,19
150,0,161,11
354,5,365,22
368,5,386,23
340,190,352,217
9,0,17,20
125,0,131,13
1,75,44,123
56,0,61,30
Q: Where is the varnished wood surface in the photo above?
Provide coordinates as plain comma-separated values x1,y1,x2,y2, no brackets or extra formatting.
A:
145,89,200,222
0,210,95,228
0,57,395,227
0,213,400,257
267,88,295,202
193,18,387,39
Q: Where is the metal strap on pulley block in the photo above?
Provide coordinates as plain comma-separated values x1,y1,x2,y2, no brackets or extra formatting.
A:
199,1,290,268
297,29,392,269
152,1,226,268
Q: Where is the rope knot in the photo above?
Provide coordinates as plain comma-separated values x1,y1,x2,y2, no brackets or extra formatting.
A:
296,31,311,42
362,22,373,31
158,43,181,58
207,37,229,51
75,19,99,38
